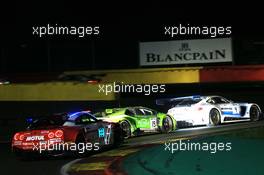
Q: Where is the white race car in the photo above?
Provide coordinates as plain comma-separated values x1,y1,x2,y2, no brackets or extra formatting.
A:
156,95,262,127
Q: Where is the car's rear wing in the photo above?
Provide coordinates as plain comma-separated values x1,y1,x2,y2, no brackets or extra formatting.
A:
156,98,182,106
156,95,202,106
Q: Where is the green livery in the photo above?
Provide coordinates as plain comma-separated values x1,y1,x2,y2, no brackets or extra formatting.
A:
94,106,177,137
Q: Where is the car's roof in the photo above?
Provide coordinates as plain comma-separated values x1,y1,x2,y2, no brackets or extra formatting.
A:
158,95,227,103
67,111,95,121
164,95,205,101
171,95,224,99
109,106,152,110
104,106,156,115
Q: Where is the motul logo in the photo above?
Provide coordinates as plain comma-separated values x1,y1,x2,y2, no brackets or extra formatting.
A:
26,136,44,141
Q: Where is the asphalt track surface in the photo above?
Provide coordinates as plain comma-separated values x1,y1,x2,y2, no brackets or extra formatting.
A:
1,120,264,175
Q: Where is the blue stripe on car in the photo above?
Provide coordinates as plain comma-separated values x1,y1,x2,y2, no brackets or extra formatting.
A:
221,111,241,117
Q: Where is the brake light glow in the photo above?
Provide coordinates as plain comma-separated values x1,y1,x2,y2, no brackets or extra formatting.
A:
19,134,25,141
87,80,98,84
48,132,55,139
14,133,20,141
55,130,63,138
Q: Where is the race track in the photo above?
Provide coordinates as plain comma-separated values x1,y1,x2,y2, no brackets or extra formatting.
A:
1,120,264,175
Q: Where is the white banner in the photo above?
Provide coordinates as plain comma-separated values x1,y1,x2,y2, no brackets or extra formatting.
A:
139,38,233,66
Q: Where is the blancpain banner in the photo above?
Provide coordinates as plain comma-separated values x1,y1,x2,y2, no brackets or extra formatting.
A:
139,38,233,66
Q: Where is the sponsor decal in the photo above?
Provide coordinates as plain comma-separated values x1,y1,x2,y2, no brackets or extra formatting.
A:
98,128,105,138
104,125,112,145
26,136,45,141
140,38,233,66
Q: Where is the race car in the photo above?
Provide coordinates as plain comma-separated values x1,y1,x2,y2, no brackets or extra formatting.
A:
94,106,177,137
156,95,262,127
11,111,124,158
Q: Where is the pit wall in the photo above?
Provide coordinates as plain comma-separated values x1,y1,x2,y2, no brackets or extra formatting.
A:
0,83,116,101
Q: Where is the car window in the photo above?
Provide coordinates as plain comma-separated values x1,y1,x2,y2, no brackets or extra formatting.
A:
76,113,97,124
125,109,136,116
209,97,229,104
142,109,153,115
63,112,97,126
207,98,215,104
150,109,157,115
28,118,55,129
176,98,202,106
134,108,145,115
220,97,229,103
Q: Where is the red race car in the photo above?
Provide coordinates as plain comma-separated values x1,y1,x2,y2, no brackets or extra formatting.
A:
12,111,124,158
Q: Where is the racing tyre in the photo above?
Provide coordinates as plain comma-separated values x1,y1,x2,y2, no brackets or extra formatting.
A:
209,108,221,126
250,105,260,121
162,116,173,133
112,124,125,147
74,133,87,157
120,120,131,138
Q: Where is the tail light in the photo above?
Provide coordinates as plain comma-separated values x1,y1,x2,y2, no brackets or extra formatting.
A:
19,134,25,141
55,130,63,138
87,80,98,84
13,133,25,141
48,132,55,139
13,133,20,141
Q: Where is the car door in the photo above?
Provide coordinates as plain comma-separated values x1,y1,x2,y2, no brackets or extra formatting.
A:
75,113,99,143
134,107,157,130
211,97,241,117
132,108,149,129
81,112,113,146
142,108,158,130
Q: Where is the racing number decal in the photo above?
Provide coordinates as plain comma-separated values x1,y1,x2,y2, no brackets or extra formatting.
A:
98,126,111,145
104,125,112,145
151,119,157,128
234,107,237,113
98,128,105,138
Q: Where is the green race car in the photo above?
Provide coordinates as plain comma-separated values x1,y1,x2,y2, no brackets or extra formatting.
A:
94,106,177,137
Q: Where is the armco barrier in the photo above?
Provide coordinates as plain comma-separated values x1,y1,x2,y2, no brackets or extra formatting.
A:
63,67,201,84
0,82,116,101
65,65,264,84
200,65,264,82
1,65,264,101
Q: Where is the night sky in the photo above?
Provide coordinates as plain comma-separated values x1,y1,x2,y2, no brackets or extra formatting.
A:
2,2,264,74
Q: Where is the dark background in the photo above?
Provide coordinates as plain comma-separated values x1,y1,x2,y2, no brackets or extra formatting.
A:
1,3,264,175
1,0,264,147
2,2,264,73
